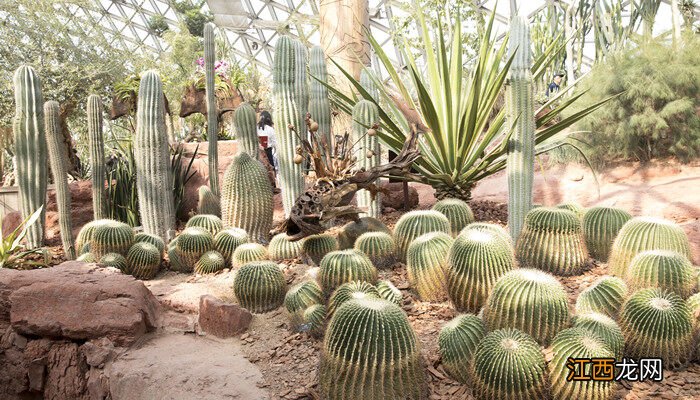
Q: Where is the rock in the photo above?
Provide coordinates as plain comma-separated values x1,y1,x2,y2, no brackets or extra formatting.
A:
1,211,22,238
380,182,419,210
1,262,161,346
198,294,252,338
45,181,94,248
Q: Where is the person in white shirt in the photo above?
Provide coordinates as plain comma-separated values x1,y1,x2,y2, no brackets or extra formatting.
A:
257,110,278,174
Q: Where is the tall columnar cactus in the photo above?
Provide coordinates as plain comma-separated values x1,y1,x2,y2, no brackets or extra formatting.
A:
505,15,536,242
134,71,176,241
203,22,219,194
608,216,692,276
447,226,515,312
126,242,161,280
572,312,625,359
432,198,475,237
233,260,287,313
575,276,629,318
354,231,396,269
44,101,75,259
221,152,273,243
582,206,632,262
214,228,249,263
273,36,308,216
327,281,381,316
360,69,379,102
406,232,454,301
268,233,304,261
309,46,331,147
87,94,105,219
186,214,223,237
376,280,403,305
515,207,588,276
90,220,135,259
194,250,226,275
301,233,339,266
319,298,426,400
337,217,391,249
175,226,214,272
318,249,378,297
284,280,323,314
620,288,694,369
232,243,269,268
548,328,616,400
13,65,47,249
625,250,696,298
483,268,571,345
352,100,381,218
197,186,221,217
470,329,546,400
234,102,259,159
393,210,451,261
438,314,486,384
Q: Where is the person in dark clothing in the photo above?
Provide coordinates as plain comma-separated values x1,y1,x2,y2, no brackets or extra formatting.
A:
547,72,565,98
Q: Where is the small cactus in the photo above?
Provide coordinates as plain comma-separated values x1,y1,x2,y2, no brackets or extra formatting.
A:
581,206,632,262
301,234,339,266
432,198,475,237
354,231,396,269
608,217,692,276
556,201,586,219
77,252,96,263
376,280,403,305
167,241,185,272
572,312,624,359
327,281,381,316
214,228,249,263
406,232,454,301
134,232,165,255
625,250,696,298
175,227,214,272
233,261,287,313
284,280,323,314
318,250,378,297
269,233,304,261
194,250,226,274
470,328,546,400
197,186,221,217
483,268,571,345
75,219,110,256
99,252,129,273
575,276,628,318
232,243,269,268
319,298,425,400
438,314,486,384
126,242,161,280
337,217,391,249
394,210,451,261
301,304,326,338
619,288,694,369
515,207,588,276
186,214,224,237
90,220,135,259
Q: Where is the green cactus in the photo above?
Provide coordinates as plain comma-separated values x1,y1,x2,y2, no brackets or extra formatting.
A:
483,268,571,345
272,36,308,216
77,252,96,263
625,250,696,298
582,206,632,262
194,250,226,274
406,232,454,301
203,22,219,195
505,15,536,243
394,210,451,261
90,220,135,259
432,198,475,237
76,219,110,255
175,226,214,272
186,214,223,237
466,222,513,244
619,287,694,369
309,46,331,148
268,233,304,261
575,276,628,318
126,242,161,280
354,231,396,269
301,233,339,266
438,314,486,384
352,100,381,218
214,228,249,263
337,217,391,249
44,101,75,259
301,304,326,338
327,281,381,316
134,71,176,241
284,280,323,314
233,260,287,313
99,252,129,273
548,328,616,400
515,207,588,276
13,65,47,249
221,152,273,243
87,94,105,219
447,225,515,312
232,243,269,268
572,311,625,359
360,69,379,102
134,232,165,255
470,328,546,400
318,249,378,297
197,186,221,217
556,201,586,219
608,216,692,276
688,293,700,328
234,102,259,159
376,280,403,306
319,298,426,400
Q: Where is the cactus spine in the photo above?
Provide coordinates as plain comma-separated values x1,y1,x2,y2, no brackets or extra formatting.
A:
87,94,105,219
214,228,248,263
44,101,75,259
505,15,535,242
309,46,331,148
175,227,214,271
134,232,165,255
99,252,128,273
13,65,47,249
352,100,381,218
234,102,259,159
301,233,339,266
360,69,379,102
272,36,308,216
134,71,176,241
203,22,219,195
194,250,226,274
90,220,135,259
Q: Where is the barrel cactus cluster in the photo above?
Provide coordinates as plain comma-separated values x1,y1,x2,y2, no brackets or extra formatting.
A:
214,228,249,263
233,260,287,313
318,250,377,297
394,210,451,261
175,227,214,272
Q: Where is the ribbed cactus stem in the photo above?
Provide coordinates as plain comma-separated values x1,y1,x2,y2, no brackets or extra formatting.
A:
134,71,176,242
204,22,219,195
273,36,308,216
360,69,379,102
44,101,75,259
309,46,331,148
352,100,381,218
87,94,105,219
13,65,47,249
506,15,535,241
234,102,258,159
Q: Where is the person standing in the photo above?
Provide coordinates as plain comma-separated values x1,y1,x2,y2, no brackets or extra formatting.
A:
546,72,565,98
257,110,278,174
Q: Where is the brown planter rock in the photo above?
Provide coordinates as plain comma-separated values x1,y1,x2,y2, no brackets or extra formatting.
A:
198,294,252,338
